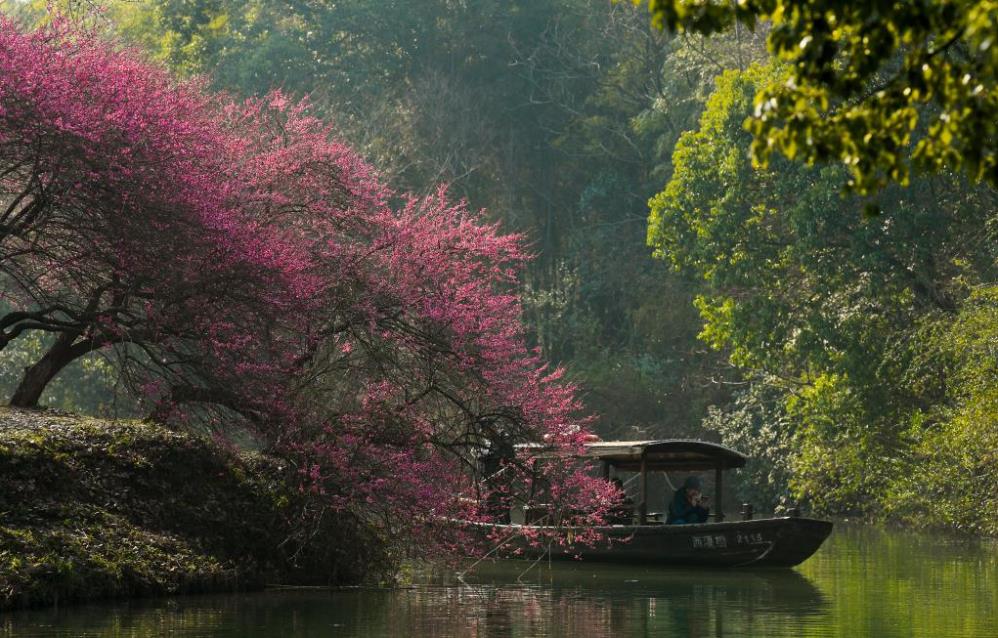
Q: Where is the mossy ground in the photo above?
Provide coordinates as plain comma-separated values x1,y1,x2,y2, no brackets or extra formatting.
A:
0,408,376,610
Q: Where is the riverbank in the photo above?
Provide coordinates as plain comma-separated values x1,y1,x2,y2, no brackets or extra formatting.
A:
0,408,378,611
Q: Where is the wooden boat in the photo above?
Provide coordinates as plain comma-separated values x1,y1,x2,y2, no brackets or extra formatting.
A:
479,439,832,568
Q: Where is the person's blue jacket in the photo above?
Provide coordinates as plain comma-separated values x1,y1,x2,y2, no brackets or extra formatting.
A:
666,476,710,524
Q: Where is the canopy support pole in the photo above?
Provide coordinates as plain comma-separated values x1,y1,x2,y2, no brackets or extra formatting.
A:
714,466,725,522
639,452,648,525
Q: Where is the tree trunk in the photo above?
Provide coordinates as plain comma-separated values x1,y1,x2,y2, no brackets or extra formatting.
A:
9,332,97,408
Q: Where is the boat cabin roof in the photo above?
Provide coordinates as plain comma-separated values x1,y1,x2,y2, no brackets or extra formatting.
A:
519,439,748,472
586,439,747,471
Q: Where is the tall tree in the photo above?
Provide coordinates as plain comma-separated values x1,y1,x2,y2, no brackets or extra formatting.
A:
637,1,998,194
1,17,618,562
648,64,998,512
35,0,744,437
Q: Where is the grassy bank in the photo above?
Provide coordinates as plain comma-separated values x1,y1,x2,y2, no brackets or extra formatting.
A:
0,408,381,610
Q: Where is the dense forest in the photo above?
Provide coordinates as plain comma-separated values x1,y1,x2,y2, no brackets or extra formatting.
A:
3,0,998,544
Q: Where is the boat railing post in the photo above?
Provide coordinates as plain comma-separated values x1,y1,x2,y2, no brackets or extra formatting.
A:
714,466,725,522
639,452,647,525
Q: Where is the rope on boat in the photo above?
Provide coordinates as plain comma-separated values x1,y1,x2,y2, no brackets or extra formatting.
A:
621,473,640,496
663,471,677,491
515,539,553,583
456,512,553,584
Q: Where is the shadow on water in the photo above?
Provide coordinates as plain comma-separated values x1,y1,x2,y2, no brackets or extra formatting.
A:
3,525,997,637
436,560,831,638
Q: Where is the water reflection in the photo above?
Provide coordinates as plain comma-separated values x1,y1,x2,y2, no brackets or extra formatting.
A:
449,562,828,638
0,567,828,638
3,525,997,637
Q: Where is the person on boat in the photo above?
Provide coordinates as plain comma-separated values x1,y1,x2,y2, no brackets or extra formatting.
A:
666,476,710,524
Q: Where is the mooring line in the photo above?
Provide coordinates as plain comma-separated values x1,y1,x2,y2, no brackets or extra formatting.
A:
456,513,554,584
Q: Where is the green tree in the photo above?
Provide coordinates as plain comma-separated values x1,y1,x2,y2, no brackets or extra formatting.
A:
886,287,998,534
637,0,998,194
649,64,998,513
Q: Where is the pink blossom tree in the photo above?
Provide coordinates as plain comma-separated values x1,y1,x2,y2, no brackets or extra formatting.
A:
220,97,618,555
0,17,616,563
0,17,288,411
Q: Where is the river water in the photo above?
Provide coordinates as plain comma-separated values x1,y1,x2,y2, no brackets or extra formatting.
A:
3,525,996,637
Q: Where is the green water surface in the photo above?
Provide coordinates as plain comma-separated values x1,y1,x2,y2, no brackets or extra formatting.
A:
3,525,996,637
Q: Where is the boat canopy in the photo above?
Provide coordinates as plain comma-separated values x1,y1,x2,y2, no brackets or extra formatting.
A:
586,440,746,472
519,439,747,472
517,439,746,524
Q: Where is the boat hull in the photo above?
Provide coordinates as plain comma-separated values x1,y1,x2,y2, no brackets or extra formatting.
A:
479,517,832,568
